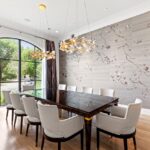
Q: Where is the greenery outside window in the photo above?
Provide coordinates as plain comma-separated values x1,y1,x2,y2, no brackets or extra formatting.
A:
0,38,42,105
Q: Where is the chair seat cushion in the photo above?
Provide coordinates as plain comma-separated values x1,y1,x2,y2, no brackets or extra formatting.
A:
6,104,14,109
96,113,137,135
27,116,40,123
98,125,136,135
15,109,26,115
44,129,64,138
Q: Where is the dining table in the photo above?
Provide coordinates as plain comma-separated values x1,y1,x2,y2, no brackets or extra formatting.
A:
22,89,119,150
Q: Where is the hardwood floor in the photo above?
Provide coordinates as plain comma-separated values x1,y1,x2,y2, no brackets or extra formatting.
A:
0,107,150,150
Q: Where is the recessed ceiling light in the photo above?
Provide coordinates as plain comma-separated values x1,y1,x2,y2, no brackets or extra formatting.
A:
55,30,59,33
104,8,108,11
39,3,47,11
24,18,31,22
126,24,129,28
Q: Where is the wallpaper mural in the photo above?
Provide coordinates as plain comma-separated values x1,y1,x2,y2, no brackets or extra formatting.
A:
59,12,150,108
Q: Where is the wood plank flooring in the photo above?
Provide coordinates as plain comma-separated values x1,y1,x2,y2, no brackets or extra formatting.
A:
0,107,150,150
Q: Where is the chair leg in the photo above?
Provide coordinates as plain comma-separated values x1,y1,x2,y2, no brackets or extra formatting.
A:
41,134,45,150
20,116,23,134
14,114,17,127
11,109,14,125
35,125,39,147
26,123,30,136
6,109,9,120
97,128,100,150
80,130,84,150
58,142,61,150
133,136,137,149
59,109,62,118
123,138,128,150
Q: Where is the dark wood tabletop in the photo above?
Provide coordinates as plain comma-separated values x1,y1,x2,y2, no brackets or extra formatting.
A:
22,89,119,118
56,90,119,118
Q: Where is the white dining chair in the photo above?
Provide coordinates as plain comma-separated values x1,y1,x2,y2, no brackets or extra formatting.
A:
22,97,41,146
2,90,15,124
37,101,84,150
10,93,26,134
99,88,115,113
96,99,142,150
82,87,93,94
58,84,67,117
99,88,115,97
67,85,77,92
58,84,66,90
66,85,77,116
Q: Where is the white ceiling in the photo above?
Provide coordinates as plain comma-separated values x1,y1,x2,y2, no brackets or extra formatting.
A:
0,0,150,40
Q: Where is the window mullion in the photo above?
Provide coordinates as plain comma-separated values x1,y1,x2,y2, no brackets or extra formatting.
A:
18,40,21,92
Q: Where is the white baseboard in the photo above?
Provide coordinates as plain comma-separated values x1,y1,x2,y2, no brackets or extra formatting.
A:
141,108,150,115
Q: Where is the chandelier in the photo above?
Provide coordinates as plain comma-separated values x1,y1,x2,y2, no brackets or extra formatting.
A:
60,0,96,54
30,50,55,60
60,35,95,54
30,3,56,60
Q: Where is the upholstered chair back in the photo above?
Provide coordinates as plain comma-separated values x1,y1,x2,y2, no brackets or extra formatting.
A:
58,84,66,90
22,97,39,119
2,90,11,104
82,87,93,94
67,85,77,92
38,102,61,137
100,88,115,97
125,99,142,129
10,93,24,111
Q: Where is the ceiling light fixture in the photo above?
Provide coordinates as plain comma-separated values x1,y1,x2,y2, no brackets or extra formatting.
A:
24,18,31,22
39,3,47,11
60,0,96,54
104,8,108,11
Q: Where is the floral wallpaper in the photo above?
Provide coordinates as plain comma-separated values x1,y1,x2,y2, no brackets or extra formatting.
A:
59,12,150,108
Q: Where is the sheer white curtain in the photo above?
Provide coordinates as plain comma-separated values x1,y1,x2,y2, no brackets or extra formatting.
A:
40,40,47,91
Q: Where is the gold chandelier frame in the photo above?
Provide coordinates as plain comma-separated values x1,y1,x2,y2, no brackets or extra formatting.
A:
60,35,95,53
31,50,55,60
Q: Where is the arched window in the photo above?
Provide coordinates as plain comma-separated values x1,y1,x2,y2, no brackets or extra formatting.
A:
0,38,42,105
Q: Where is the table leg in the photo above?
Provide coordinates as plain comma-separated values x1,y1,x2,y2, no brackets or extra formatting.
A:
115,102,118,106
84,117,92,150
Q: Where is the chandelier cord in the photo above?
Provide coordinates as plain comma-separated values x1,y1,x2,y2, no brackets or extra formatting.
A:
63,0,71,39
37,0,42,40
83,0,93,40
38,0,46,51
75,0,78,36
45,8,50,32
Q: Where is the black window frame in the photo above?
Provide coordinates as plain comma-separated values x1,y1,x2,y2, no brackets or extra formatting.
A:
0,37,42,105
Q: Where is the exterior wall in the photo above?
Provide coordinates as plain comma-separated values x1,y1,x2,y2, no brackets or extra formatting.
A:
59,11,150,108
